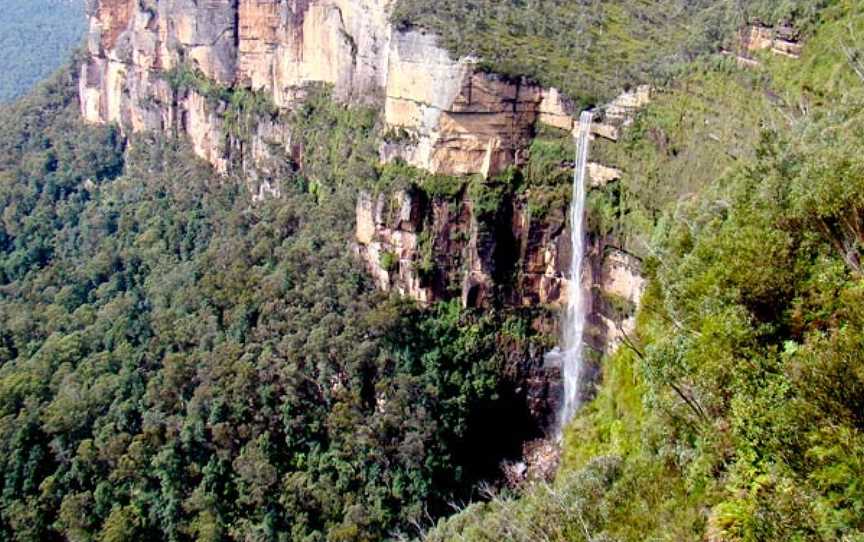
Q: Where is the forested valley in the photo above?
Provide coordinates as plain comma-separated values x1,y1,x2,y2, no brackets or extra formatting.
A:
0,64,548,540
0,1,863,541
0,0,85,102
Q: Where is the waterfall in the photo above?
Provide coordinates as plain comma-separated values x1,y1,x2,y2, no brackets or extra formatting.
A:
548,110,594,436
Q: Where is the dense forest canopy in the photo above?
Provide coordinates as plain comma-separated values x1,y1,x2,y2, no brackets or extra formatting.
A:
0,66,550,539
0,0,85,103
0,0,863,541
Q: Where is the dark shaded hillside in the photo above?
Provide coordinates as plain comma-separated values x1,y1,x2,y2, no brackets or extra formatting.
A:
0,0,85,102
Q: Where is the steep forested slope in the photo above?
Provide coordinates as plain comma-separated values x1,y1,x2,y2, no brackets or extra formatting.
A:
0,0,85,102
392,0,831,105
427,1,864,540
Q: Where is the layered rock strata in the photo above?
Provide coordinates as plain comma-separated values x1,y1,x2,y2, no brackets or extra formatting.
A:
742,23,803,59
354,187,645,356
80,0,587,178
354,188,571,309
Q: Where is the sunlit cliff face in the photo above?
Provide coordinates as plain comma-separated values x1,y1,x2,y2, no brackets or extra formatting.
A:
79,0,582,178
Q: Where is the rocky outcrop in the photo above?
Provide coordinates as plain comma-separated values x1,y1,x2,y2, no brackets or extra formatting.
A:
380,32,590,177
80,0,238,170
80,0,592,178
236,0,393,104
355,80,651,359
354,189,436,303
354,72,651,309
588,163,622,187
354,184,643,319
354,187,570,309
589,246,645,352
742,23,803,59
604,85,652,123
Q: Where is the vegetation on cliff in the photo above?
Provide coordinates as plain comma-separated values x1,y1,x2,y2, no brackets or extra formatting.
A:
392,0,835,105
426,1,864,540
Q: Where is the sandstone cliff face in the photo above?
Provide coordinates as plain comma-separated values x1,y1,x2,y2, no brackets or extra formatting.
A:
81,0,655,189
354,188,571,309
588,244,644,353
80,0,649,435
354,187,644,350
237,0,393,104
81,0,237,169
380,31,580,177
80,0,584,179
741,23,803,59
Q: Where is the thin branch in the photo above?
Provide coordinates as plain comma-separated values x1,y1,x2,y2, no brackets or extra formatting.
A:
817,217,862,275
840,31,864,83
669,381,709,423
615,319,645,360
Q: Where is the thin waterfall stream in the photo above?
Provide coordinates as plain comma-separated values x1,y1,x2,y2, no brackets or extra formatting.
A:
548,110,594,436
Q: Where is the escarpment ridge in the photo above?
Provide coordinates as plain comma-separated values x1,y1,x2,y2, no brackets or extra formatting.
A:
79,0,595,178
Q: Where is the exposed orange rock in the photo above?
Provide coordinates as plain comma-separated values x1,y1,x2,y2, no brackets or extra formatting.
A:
588,163,622,187
80,0,606,178
745,25,775,51
237,1,283,89
743,23,803,59
96,0,135,51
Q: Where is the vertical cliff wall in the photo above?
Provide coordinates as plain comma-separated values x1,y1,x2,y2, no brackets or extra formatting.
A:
354,183,645,348
79,0,650,433
78,0,648,334
80,0,581,178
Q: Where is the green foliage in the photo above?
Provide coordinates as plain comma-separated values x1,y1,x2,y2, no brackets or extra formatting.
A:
287,86,380,192
163,63,278,149
392,0,834,105
588,0,864,256
379,251,398,272
525,132,575,188
0,0,85,103
0,65,549,540
589,58,782,254
426,456,624,542
223,87,278,143
163,63,227,101
522,130,573,219
427,347,704,542
378,160,466,200
467,177,507,219
764,0,864,105
4,3,864,541
615,63,864,542
427,3,864,540
585,183,623,240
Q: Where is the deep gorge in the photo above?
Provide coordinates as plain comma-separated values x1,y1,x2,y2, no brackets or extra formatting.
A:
0,0,862,540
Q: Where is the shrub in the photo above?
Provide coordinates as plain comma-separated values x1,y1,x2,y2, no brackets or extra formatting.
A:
379,250,398,272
